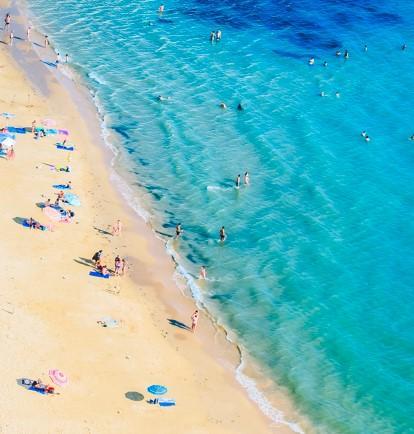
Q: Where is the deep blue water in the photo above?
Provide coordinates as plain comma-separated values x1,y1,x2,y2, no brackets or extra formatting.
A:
25,0,414,431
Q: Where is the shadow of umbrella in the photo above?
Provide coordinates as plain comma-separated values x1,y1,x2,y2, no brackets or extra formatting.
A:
125,391,144,401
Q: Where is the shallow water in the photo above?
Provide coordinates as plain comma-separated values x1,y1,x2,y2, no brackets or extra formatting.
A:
24,0,414,432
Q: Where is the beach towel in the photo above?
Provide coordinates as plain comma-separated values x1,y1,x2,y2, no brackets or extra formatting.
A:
89,271,110,279
52,184,71,190
7,127,26,134
59,129,69,136
64,193,81,206
47,128,58,135
158,398,176,407
28,386,47,395
56,144,74,151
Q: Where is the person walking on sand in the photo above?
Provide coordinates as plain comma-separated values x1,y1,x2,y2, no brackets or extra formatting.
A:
44,35,49,48
121,258,128,276
114,255,122,276
55,52,61,67
112,219,122,236
9,30,13,46
219,226,226,242
6,145,15,160
244,171,250,185
175,223,183,239
190,310,199,332
65,53,69,63
26,26,31,41
31,120,36,133
199,266,207,280
92,249,103,266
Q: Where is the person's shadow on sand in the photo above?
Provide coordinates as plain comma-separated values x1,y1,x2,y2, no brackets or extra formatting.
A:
74,257,95,268
167,319,191,331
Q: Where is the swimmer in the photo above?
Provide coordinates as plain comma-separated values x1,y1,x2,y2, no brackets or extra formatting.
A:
365,135,370,142
402,44,407,51
319,91,326,97
199,266,207,280
237,103,244,111
219,102,227,109
308,57,315,65
409,134,414,141
335,50,341,56
219,226,226,242
244,171,250,185
65,53,69,63
335,91,340,98
344,50,349,59
235,174,241,189
157,95,170,101
323,61,328,67
361,131,367,138
364,45,368,52
216,30,222,41
175,223,183,239
210,31,216,42
158,4,165,13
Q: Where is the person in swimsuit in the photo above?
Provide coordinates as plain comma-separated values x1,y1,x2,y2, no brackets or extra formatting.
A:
190,310,199,332
44,35,49,48
158,4,165,13
244,171,250,185
65,53,69,63
235,174,241,189
27,26,31,41
112,219,122,236
219,226,226,242
199,266,207,280
4,13,11,32
92,250,103,266
237,103,244,111
210,31,216,42
344,50,349,59
175,223,183,239
121,259,128,275
216,30,222,41
114,256,122,276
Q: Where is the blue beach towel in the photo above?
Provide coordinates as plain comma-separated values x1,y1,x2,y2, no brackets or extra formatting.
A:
158,398,176,407
28,386,47,395
56,144,75,151
52,184,71,190
89,271,110,279
7,127,26,134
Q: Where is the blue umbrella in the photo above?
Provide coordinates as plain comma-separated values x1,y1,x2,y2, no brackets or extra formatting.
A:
64,193,81,207
147,384,167,395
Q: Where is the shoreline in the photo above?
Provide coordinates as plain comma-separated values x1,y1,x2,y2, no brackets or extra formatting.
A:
1,1,311,432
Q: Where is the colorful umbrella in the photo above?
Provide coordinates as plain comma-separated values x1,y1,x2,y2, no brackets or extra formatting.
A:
64,193,81,207
147,384,167,395
43,206,63,221
49,369,68,386
0,137,15,148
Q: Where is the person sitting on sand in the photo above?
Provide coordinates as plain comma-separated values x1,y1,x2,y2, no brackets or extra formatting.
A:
99,265,109,276
92,250,103,266
28,217,36,229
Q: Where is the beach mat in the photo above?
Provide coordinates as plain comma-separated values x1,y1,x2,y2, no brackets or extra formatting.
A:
89,271,110,279
7,127,26,134
56,144,74,151
52,184,71,189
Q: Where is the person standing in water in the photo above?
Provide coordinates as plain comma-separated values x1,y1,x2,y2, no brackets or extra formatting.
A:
26,26,31,41
244,171,250,185
235,174,241,189
210,31,216,42
199,266,207,280
344,50,349,59
219,226,226,242
216,30,222,41
190,310,199,332
158,4,165,13
175,223,183,239
65,53,69,63
4,13,11,32
237,103,244,111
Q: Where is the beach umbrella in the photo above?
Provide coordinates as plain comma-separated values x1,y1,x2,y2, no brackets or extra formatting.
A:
147,384,167,395
64,193,81,207
0,137,15,149
43,206,62,222
49,369,68,386
41,118,56,127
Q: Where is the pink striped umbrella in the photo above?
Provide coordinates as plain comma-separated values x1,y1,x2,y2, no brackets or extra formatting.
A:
49,369,68,386
43,206,62,222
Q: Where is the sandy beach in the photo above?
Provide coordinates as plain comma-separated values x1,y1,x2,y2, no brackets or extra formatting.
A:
0,4,310,433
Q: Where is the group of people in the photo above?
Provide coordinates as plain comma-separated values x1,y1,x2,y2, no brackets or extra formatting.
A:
92,250,128,277
210,30,222,42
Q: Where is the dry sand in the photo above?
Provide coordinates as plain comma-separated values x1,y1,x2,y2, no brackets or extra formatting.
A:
0,13,308,434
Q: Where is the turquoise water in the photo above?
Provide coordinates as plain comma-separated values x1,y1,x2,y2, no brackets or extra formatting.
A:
24,0,414,431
